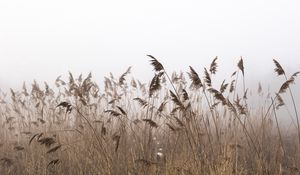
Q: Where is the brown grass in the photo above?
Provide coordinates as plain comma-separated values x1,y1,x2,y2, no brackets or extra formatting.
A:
0,57,299,175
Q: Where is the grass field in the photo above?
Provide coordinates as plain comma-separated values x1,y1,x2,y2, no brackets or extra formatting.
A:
0,56,299,175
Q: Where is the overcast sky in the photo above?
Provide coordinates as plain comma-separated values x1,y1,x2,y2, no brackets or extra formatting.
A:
0,0,299,91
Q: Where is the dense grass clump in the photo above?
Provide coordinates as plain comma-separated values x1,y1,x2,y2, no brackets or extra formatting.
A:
0,56,299,175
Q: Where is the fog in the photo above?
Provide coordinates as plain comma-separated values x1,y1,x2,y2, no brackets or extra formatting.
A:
0,0,299,92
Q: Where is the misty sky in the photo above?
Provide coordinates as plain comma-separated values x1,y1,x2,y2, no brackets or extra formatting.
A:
0,0,300,90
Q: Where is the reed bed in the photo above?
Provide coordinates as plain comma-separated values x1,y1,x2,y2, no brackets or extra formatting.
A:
0,56,299,175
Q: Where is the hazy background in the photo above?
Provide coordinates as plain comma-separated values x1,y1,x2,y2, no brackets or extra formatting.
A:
0,0,299,92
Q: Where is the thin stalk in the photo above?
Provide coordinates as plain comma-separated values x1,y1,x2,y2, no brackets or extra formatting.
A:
232,111,261,159
163,70,180,97
271,98,285,157
76,108,112,171
284,74,300,146
203,90,220,144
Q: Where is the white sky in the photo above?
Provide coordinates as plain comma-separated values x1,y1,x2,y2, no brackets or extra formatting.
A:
0,0,300,90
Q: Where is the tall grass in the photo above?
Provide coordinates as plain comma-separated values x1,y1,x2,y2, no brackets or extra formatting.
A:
0,57,299,175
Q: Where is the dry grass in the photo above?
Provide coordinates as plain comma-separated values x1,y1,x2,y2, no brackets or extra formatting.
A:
0,57,299,175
